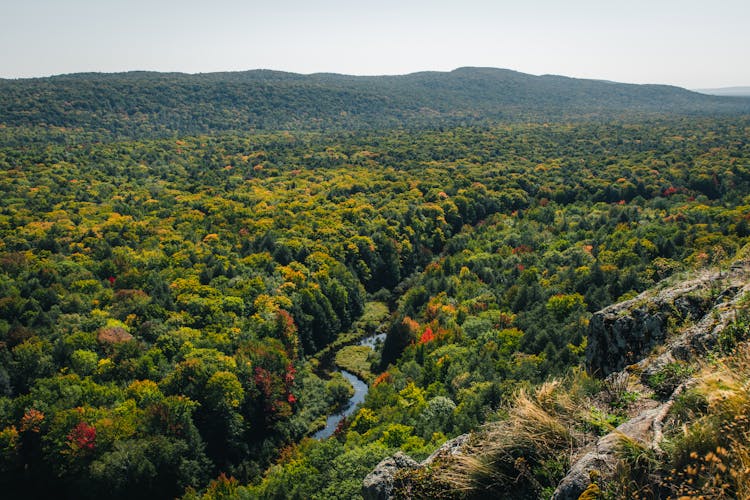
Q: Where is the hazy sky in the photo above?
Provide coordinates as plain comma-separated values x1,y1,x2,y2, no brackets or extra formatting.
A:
2,0,748,88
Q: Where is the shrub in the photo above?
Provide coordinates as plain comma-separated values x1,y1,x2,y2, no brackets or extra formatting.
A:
646,361,694,400
716,313,749,354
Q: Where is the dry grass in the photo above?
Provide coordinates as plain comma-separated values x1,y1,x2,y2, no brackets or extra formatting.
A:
652,344,750,499
607,433,660,498
602,344,750,499
435,324,750,499
439,377,588,498
439,344,750,499
507,382,577,450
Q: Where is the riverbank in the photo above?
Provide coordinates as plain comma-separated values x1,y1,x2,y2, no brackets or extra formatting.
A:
312,370,369,439
309,302,390,439
335,344,378,383
311,301,389,371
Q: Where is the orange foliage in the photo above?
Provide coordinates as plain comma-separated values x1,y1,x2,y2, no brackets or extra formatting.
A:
419,327,435,344
402,316,420,335
20,408,44,433
373,372,392,387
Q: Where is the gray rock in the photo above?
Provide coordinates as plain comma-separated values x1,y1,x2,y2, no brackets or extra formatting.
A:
423,433,469,464
362,452,419,500
610,406,661,445
551,451,614,500
586,276,713,376
362,435,469,500
562,264,750,497
553,405,662,500
586,304,667,376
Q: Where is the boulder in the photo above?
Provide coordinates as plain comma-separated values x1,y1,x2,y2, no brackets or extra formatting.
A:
552,452,614,500
362,434,469,500
362,452,419,500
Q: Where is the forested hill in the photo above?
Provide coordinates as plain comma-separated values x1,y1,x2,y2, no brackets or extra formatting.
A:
2,67,750,139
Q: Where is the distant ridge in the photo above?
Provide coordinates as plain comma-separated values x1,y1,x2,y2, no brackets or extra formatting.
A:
1,67,749,138
696,86,750,97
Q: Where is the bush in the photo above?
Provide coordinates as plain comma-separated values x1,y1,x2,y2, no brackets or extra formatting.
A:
646,362,694,400
716,313,750,353
325,373,354,409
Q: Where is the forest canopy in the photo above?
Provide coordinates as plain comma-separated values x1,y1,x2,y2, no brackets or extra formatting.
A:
0,73,749,498
2,67,750,141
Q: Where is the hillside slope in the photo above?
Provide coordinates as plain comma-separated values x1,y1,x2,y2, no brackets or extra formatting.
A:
2,67,749,138
363,258,750,499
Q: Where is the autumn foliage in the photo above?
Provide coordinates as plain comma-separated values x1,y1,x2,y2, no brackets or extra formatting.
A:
67,422,96,452
419,327,435,344
1,117,749,499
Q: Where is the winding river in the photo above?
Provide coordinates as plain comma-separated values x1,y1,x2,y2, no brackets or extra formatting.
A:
313,332,386,440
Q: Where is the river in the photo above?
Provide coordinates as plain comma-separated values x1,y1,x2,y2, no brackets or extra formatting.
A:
313,332,386,440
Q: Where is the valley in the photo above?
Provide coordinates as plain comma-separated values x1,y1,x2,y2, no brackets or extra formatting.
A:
0,70,748,499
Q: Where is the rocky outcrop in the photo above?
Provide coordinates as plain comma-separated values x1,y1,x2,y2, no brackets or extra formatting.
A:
362,452,419,500
552,451,614,500
557,260,750,499
584,267,749,376
638,278,750,383
552,403,665,500
362,434,469,500
364,260,750,499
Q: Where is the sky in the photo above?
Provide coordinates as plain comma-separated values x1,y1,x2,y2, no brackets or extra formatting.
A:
1,0,748,89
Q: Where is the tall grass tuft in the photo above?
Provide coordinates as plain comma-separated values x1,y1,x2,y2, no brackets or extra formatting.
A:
657,344,750,498
440,377,587,498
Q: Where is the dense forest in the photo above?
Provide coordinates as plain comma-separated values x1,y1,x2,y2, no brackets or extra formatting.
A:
2,68,750,140
1,70,750,499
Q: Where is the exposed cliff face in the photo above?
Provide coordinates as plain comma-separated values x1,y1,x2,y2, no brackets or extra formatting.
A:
585,275,714,376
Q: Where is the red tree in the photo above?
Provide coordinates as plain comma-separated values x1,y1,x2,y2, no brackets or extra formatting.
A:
68,421,96,452
419,327,435,344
